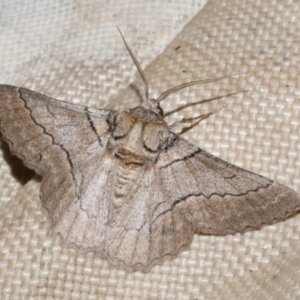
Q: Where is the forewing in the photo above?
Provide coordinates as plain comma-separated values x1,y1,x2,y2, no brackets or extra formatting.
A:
0,85,117,225
155,138,300,235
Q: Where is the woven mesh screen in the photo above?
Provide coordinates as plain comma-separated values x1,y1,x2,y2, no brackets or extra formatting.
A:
0,0,300,299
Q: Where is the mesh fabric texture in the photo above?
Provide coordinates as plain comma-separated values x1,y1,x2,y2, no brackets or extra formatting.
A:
0,0,300,299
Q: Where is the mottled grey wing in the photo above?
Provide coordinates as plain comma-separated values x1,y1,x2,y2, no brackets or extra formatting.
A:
0,85,117,226
155,138,300,236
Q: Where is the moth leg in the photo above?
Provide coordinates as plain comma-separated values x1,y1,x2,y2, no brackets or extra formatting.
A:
170,110,220,134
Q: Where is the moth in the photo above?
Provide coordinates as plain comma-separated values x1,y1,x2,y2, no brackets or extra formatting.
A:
0,31,300,273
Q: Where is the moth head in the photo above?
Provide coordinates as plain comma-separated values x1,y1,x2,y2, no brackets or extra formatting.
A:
143,98,164,117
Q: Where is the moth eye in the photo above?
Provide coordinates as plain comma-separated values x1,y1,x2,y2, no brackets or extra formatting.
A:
156,106,164,117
